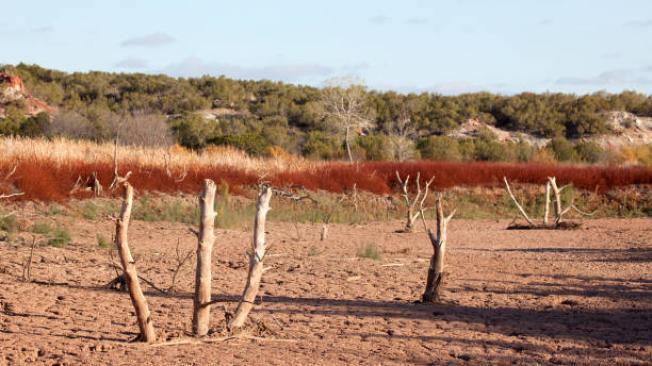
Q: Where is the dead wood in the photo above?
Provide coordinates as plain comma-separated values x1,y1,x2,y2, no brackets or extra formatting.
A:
114,182,157,342
396,171,434,233
192,179,217,336
419,194,455,303
229,185,273,330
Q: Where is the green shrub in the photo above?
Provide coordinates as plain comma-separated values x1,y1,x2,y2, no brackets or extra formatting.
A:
0,213,18,233
44,204,64,216
210,133,270,156
575,140,605,163
48,227,71,247
547,136,577,162
168,113,219,150
513,141,536,162
80,201,98,220
18,112,50,137
355,133,392,160
302,131,341,160
134,196,198,224
417,136,462,161
357,243,381,260
96,233,112,249
30,221,52,235
473,139,509,161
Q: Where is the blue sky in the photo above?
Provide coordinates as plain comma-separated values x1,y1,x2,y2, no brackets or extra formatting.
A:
2,0,652,94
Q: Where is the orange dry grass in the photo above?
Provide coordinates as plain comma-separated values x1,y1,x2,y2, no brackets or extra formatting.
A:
1,137,651,202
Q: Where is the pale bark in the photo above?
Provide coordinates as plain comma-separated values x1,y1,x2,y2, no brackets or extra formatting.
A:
320,224,328,241
91,171,102,197
109,135,132,191
547,177,595,225
114,183,157,342
396,171,434,232
503,177,535,227
345,125,353,162
548,177,563,224
229,185,273,330
192,179,217,336
543,181,551,226
422,196,455,303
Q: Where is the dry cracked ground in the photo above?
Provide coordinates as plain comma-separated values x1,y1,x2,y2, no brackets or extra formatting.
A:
1,216,651,365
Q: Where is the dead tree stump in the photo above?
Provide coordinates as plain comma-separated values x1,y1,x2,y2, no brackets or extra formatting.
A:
192,179,217,336
114,183,157,342
421,195,455,303
229,185,273,330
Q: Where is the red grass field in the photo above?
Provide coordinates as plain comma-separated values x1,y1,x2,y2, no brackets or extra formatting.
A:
1,158,651,201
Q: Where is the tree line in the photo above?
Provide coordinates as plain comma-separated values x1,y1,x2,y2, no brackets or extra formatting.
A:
1,63,652,164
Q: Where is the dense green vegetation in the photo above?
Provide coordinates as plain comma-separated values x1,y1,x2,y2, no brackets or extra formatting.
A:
2,63,652,164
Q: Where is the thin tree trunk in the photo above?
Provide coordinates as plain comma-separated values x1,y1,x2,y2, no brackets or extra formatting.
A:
503,177,535,226
320,224,328,241
405,206,416,232
548,177,563,224
543,182,551,226
229,185,273,330
114,183,157,342
344,125,353,162
192,179,217,336
422,197,454,303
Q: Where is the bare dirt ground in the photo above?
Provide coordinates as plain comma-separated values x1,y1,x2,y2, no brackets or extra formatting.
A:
1,217,651,365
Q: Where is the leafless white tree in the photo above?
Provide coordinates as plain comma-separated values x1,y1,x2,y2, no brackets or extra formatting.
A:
320,77,375,162
387,106,418,161
504,176,595,228
395,171,434,233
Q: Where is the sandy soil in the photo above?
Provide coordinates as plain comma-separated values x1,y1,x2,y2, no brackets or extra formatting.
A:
1,217,651,365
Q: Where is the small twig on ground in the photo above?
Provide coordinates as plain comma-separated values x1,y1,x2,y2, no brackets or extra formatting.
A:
0,192,25,200
22,236,38,282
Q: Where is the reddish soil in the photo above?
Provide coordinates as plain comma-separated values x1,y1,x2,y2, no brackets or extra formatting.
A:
1,218,651,365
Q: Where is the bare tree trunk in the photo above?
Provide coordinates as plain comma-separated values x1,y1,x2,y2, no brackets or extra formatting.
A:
548,177,564,225
422,196,454,303
114,183,157,342
344,125,353,163
192,179,217,336
320,224,328,241
543,182,551,226
503,177,535,227
229,185,273,330
91,171,103,197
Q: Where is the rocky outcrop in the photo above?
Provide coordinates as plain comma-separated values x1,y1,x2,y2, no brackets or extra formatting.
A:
0,72,55,118
0,73,25,104
448,119,550,147
449,114,652,148
590,111,652,147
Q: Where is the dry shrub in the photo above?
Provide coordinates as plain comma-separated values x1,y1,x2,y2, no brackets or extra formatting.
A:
1,137,651,202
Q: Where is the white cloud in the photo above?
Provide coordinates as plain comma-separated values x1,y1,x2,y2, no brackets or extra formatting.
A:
159,58,373,84
161,57,333,82
557,66,652,86
121,32,175,47
624,19,652,28
369,15,390,25
32,25,54,33
114,57,148,69
405,17,429,25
